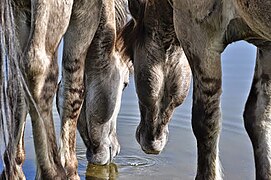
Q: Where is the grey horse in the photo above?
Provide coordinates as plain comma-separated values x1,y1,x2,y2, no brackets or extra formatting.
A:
1,0,73,179
57,0,130,179
0,0,129,179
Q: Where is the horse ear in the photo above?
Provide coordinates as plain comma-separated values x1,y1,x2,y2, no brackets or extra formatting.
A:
128,0,142,20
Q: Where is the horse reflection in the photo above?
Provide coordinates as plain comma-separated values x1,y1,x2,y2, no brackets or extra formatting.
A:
86,163,118,180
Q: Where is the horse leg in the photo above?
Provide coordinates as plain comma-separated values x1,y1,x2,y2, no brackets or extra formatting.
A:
191,53,222,180
243,45,271,179
173,3,225,177
57,1,102,178
179,38,223,179
28,55,67,179
25,0,73,179
1,90,27,180
13,96,27,179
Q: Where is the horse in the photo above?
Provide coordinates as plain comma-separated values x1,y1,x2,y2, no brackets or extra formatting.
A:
0,0,130,179
124,0,271,179
57,0,130,178
172,0,271,179
118,0,191,154
1,0,73,179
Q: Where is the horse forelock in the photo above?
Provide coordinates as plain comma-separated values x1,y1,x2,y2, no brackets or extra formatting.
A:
116,0,176,67
115,0,128,33
114,0,134,72
116,0,148,67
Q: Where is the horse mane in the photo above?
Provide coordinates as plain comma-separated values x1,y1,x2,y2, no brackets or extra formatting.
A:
116,0,175,63
114,0,134,70
115,0,129,34
116,0,148,64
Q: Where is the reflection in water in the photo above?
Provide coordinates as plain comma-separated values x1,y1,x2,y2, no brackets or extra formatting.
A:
86,163,118,180
115,155,156,168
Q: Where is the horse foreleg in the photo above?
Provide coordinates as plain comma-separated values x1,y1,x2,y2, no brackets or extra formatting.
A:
183,43,223,180
244,46,271,179
57,1,102,179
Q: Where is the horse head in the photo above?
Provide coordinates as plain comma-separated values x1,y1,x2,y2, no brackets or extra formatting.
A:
119,0,191,154
75,0,131,165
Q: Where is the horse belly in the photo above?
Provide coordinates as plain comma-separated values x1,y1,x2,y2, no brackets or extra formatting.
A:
235,0,271,40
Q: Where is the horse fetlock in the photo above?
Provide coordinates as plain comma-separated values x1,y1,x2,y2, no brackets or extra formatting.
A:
66,163,80,180
1,169,26,180
195,173,222,180
15,153,25,166
59,142,78,169
109,133,121,159
67,174,80,180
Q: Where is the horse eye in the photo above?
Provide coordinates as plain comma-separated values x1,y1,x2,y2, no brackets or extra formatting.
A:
123,82,128,91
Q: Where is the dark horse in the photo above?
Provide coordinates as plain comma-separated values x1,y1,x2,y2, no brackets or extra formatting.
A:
118,0,191,154
123,0,271,179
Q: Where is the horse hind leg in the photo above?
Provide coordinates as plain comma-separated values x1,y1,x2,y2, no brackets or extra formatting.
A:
244,45,271,179
25,0,73,178
1,90,27,180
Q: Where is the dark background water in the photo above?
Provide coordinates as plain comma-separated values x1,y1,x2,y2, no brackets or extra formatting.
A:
0,41,256,179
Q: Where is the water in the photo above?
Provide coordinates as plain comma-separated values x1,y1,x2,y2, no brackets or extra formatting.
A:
1,41,256,179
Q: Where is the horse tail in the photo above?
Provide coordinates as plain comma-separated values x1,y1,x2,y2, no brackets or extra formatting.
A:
0,0,18,144
0,0,26,175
